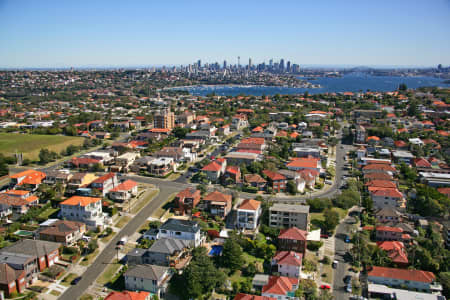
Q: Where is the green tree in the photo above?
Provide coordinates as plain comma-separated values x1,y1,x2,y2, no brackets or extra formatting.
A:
286,180,298,195
221,238,244,273
323,208,340,232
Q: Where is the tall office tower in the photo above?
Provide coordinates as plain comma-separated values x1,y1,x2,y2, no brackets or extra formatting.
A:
279,59,285,72
286,61,291,72
248,58,252,69
223,60,227,69
154,107,175,130
238,56,240,68
197,59,201,69
269,59,273,68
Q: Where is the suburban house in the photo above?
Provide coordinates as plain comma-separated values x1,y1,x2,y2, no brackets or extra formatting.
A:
224,152,260,165
371,188,406,210
375,226,410,242
224,165,242,184
263,170,287,193
66,172,98,194
9,169,46,191
244,174,267,191
174,188,201,216
202,158,227,182
203,191,232,218
60,196,107,229
269,204,310,231
278,227,308,256
375,207,403,224
90,172,118,196
68,157,101,170
376,241,409,267
231,113,249,130
286,157,321,172
0,193,38,216
104,291,151,300
108,180,138,202
0,239,60,286
367,266,442,293
124,264,171,298
148,158,175,177
261,276,299,300
0,263,26,297
113,152,140,172
127,238,191,267
43,170,72,185
271,251,303,278
144,219,202,247
236,199,262,230
38,219,86,246
155,147,185,162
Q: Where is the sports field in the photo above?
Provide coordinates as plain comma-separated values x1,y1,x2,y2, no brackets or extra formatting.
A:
0,133,84,160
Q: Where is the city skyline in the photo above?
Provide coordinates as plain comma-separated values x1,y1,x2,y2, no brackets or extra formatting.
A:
0,0,449,68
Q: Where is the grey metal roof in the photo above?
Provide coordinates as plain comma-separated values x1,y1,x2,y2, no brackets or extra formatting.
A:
270,203,310,214
0,252,34,265
126,248,147,258
124,264,168,280
160,218,199,234
149,238,190,254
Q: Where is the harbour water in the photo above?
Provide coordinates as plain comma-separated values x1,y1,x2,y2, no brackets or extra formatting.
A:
169,73,450,96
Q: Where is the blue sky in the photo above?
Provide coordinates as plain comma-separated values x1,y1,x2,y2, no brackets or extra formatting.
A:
0,0,449,68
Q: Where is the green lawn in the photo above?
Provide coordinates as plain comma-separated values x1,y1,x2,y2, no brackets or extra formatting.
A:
97,260,123,285
38,207,60,220
50,290,61,296
0,133,84,160
80,249,99,266
131,189,159,214
115,216,131,228
61,273,78,286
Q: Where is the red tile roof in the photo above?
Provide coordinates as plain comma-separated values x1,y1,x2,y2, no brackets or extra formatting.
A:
238,199,261,211
202,161,222,172
263,170,286,181
110,180,137,192
278,227,307,241
203,191,232,203
287,157,320,169
226,165,240,175
61,196,101,207
368,266,435,283
273,251,303,267
105,291,150,300
376,226,403,233
241,137,265,145
365,180,397,189
10,169,46,185
91,172,116,185
371,188,403,198
262,276,298,296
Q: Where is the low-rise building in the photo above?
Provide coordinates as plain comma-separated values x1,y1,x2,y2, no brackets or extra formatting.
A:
367,266,441,293
60,196,107,229
271,251,303,278
269,204,309,231
261,276,298,300
148,157,175,177
174,188,201,216
263,170,287,193
108,180,138,202
38,220,86,246
244,174,267,191
90,172,118,196
203,191,232,218
104,291,151,300
236,199,262,230
144,219,202,247
277,227,307,256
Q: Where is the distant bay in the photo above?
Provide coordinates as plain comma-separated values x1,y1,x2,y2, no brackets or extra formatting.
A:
168,73,450,96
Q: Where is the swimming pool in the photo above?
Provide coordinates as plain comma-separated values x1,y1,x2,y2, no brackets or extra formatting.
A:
209,245,223,256
14,230,34,237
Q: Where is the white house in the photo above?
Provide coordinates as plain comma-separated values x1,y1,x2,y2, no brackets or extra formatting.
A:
60,196,109,229
271,251,303,279
108,180,138,201
145,218,202,247
124,264,171,298
236,199,262,230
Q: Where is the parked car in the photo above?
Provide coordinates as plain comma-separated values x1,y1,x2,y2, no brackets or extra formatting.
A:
332,260,339,268
344,235,351,243
344,275,352,284
71,277,82,285
320,284,331,290
320,233,330,239
346,283,352,293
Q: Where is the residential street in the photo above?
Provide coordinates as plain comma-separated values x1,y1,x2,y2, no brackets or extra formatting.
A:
59,184,184,300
